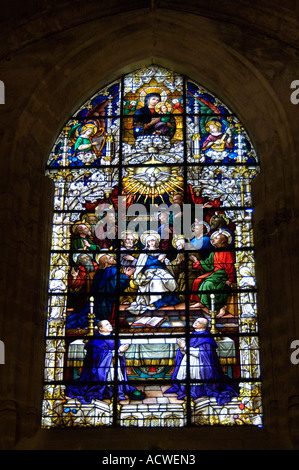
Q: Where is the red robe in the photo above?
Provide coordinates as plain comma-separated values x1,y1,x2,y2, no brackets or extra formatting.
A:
190,250,236,310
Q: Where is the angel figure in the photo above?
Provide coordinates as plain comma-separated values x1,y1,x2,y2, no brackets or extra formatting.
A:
68,123,100,165
202,120,233,152
200,119,234,162
68,97,113,164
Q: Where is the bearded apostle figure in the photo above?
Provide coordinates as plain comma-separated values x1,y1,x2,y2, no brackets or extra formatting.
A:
189,229,236,317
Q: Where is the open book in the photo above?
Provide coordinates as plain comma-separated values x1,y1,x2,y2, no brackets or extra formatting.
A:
131,316,165,328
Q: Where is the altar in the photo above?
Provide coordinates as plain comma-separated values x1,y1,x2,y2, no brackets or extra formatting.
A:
66,335,237,379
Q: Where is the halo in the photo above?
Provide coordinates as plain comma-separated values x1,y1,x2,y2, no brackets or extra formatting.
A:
210,229,232,246
191,220,210,233
95,251,115,264
120,230,139,242
155,101,172,112
80,123,98,135
73,252,93,264
203,221,211,232
205,119,222,132
140,230,160,246
210,213,230,226
71,220,92,234
138,80,168,105
81,212,99,223
172,235,185,248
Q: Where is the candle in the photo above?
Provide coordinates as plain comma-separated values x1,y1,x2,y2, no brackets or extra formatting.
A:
210,294,215,312
90,296,94,314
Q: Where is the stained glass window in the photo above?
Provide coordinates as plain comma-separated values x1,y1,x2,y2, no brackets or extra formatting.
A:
42,65,262,428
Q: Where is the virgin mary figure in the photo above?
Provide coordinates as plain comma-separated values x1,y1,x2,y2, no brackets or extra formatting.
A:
125,231,179,315
133,92,162,139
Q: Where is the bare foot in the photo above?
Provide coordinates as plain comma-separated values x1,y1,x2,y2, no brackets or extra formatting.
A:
216,307,227,318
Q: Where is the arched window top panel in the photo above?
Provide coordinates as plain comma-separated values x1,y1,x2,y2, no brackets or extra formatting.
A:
43,65,262,429
47,65,258,169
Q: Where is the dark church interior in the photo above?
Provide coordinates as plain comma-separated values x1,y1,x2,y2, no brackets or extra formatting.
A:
0,0,298,450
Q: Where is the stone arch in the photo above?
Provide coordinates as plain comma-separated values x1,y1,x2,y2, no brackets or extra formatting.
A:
1,2,298,450
42,64,263,429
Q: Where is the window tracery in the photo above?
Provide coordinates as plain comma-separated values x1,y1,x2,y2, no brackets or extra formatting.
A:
42,65,262,428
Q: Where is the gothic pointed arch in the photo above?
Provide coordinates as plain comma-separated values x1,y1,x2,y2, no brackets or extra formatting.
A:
43,65,262,428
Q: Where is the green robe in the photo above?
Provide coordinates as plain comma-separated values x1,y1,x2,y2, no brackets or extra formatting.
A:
71,236,100,252
74,137,93,153
190,250,235,310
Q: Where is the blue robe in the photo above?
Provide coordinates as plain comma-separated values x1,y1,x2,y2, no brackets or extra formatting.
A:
66,335,136,403
190,235,213,259
66,266,130,328
141,254,179,310
133,105,176,139
165,330,239,405
133,105,159,138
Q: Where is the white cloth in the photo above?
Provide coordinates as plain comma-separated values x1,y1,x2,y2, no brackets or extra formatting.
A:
126,252,177,315
176,348,202,380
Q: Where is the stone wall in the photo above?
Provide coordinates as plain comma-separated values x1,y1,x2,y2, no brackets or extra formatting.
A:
0,0,298,449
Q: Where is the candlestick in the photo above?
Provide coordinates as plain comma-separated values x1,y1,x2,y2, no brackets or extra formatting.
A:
87,312,95,336
210,294,217,335
87,296,95,336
